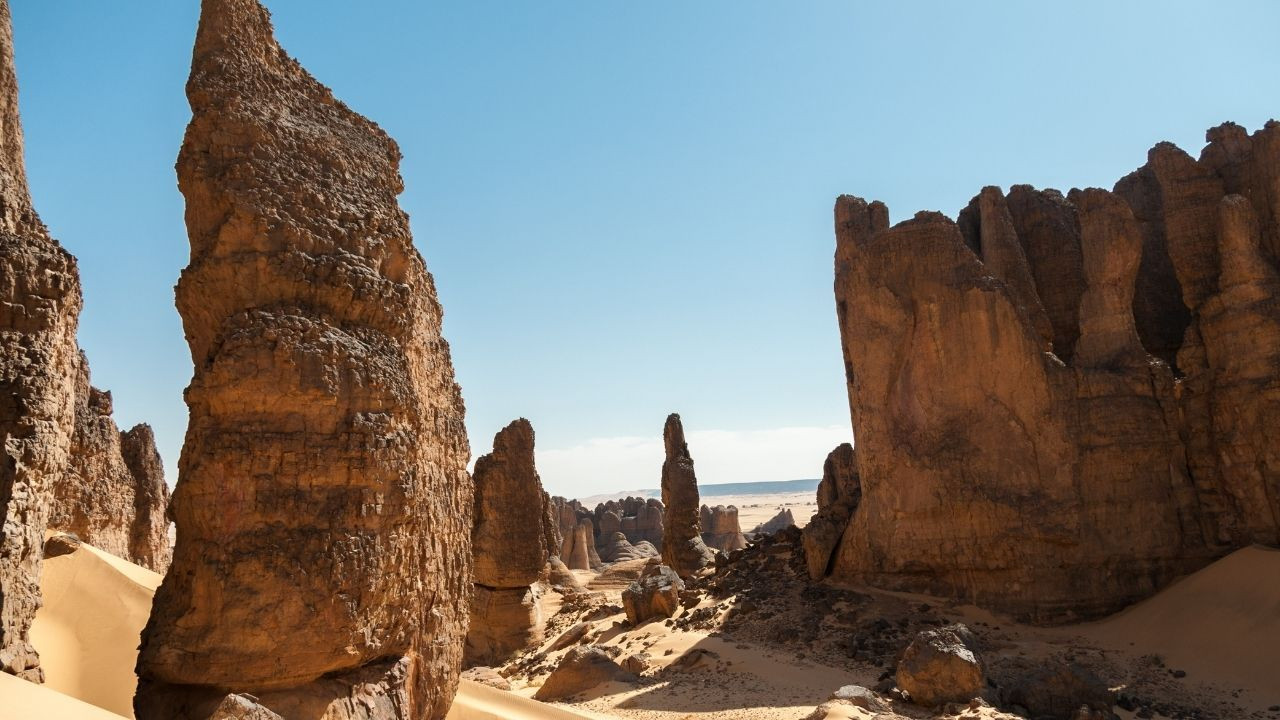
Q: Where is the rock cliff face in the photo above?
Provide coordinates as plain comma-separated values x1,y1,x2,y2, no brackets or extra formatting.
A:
466,419,551,666
802,444,859,581
49,354,171,573
660,414,714,577
594,496,664,548
699,504,747,552
0,0,83,681
135,1,472,717
830,120,1280,622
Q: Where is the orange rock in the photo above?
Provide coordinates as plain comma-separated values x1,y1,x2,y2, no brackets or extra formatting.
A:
659,414,714,578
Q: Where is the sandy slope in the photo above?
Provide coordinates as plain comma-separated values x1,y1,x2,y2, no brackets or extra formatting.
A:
28,539,162,718
0,671,127,720
447,679,619,719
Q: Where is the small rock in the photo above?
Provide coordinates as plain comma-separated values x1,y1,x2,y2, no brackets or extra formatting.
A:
43,533,82,559
547,621,590,652
830,684,886,711
533,646,637,701
209,694,284,720
460,666,511,691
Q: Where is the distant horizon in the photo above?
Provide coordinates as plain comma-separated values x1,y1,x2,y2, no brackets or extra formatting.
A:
11,0,1278,499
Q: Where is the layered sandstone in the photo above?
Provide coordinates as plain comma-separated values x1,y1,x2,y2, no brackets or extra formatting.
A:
0,0,83,681
136,1,472,717
829,120,1280,621
660,414,714,577
594,496,664,548
466,419,551,666
699,504,747,552
49,355,171,573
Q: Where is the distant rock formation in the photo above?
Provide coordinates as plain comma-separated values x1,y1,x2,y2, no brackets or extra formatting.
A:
699,504,747,552
466,419,551,667
593,496,664,548
830,120,1280,622
660,414,714,577
598,531,660,563
802,443,859,580
749,508,796,538
0,0,83,681
135,1,472,717
50,354,171,573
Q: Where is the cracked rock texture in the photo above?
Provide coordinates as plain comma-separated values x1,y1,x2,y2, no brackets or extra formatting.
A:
50,354,171,573
660,414,714,577
829,121,1280,622
0,0,82,681
465,419,552,667
135,1,472,717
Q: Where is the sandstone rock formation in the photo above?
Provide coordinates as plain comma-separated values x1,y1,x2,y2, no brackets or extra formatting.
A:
546,557,585,593
466,419,552,667
135,1,472,717
802,443,859,581
598,531,658,564
621,562,684,625
660,414,714,577
895,625,985,707
749,508,796,538
830,120,1280,621
699,504,747,552
533,647,636,701
593,496,664,548
49,355,171,573
0,0,84,681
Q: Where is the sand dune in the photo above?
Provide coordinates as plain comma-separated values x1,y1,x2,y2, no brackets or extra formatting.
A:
447,678,619,719
1076,544,1280,699
29,539,162,718
0,671,127,720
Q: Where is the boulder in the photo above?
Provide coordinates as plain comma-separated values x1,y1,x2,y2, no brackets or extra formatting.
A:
992,657,1115,720
460,667,511,691
134,1,472,716
621,563,684,625
599,531,659,563
748,508,796,538
829,685,887,712
895,624,984,707
660,414,715,577
547,557,585,592
208,695,283,720
533,646,636,701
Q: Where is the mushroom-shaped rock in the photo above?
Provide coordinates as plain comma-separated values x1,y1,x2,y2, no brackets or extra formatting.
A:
895,624,985,707
533,647,637,701
621,563,685,625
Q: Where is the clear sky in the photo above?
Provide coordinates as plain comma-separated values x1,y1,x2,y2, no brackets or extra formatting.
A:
9,1,1278,499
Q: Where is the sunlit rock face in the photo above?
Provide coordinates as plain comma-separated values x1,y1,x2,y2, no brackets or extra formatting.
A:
830,120,1280,622
0,0,83,682
135,0,472,717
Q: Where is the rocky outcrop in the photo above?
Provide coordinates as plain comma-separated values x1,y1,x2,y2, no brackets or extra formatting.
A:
533,647,636,701
621,562,684,625
699,504,747,552
660,414,714,577
135,1,472,717
0,0,84,681
895,625,985,707
598,532,659,564
466,419,551,667
830,120,1280,621
49,355,171,573
593,496,664,548
748,508,796,538
801,443,859,581
119,424,172,573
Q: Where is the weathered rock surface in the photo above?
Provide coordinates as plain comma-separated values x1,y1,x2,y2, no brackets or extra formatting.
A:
533,646,636,701
699,504,747,552
459,666,510,691
660,414,714,577
593,496,664,548
49,356,171,573
621,562,684,625
895,625,985,707
802,443,859,581
135,1,472,717
546,556,585,593
0,0,84,681
598,531,658,564
466,419,553,666
748,508,796,538
991,657,1115,720
829,121,1280,620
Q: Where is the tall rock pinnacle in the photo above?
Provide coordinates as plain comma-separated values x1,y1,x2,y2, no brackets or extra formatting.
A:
135,1,473,717
0,0,84,682
660,414,714,577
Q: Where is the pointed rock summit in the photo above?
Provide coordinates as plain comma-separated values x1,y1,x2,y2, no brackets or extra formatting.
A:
466,418,555,667
660,414,714,577
135,1,472,717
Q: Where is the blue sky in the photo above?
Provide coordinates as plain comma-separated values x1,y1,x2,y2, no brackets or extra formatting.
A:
10,1,1279,498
